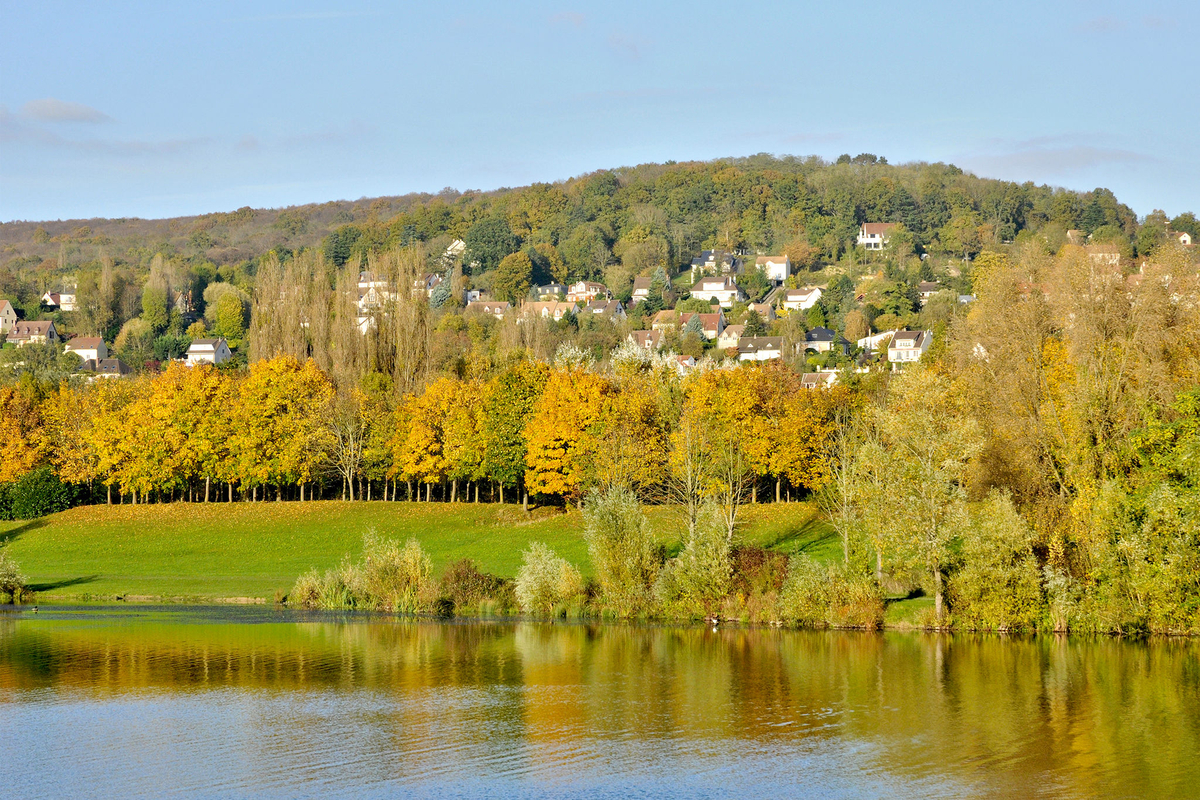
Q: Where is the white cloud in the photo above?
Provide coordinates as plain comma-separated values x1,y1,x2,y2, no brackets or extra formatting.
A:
21,98,111,123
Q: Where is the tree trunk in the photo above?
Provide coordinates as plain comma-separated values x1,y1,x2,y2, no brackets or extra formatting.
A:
474,483,479,503
407,480,412,501
451,479,457,503
277,486,282,502
426,482,431,502
752,483,757,504
499,484,504,504
205,477,210,503
107,484,112,505
367,480,372,502
775,478,781,503
523,491,528,512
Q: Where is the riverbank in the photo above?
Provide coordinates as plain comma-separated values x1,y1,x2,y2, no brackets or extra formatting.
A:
0,500,836,603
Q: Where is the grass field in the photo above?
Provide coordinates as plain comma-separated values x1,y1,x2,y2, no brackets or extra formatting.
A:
0,500,836,602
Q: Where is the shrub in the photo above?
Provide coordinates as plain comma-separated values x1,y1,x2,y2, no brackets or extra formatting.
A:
730,544,789,597
0,547,27,602
780,556,884,629
290,559,359,609
514,542,585,615
359,533,433,613
948,490,1045,631
654,502,730,618
0,467,80,521
440,559,511,614
583,485,659,617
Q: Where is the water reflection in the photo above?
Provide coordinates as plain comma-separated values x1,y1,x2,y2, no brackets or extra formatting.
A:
1,607,1198,798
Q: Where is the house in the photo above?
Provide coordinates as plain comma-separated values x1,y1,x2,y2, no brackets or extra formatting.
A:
780,286,822,312
696,312,725,340
737,336,783,362
717,324,745,351
630,276,653,305
690,276,744,308
918,281,941,305
415,273,443,297
800,371,839,389
40,292,61,309
674,354,697,372
586,298,626,320
7,320,58,346
628,330,664,350
1173,231,1193,247
466,300,510,320
888,329,932,368
650,310,682,330
442,239,466,265
689,250,743,281
565,281,609,304
0,299,17,333
805,327,849,354
754,255,791,284
520,301,579,322
80,357,132,378
857,223,897,250
535,284,567,299
747,302,776,322
186,338,232,366
172,290,193,314
65,336,107,363
857,330,896,352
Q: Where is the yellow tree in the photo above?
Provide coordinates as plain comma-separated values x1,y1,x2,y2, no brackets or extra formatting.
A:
398,377,460,501
524,368,612,504
444,379,490,502
0,385,45,483
42,384,99,492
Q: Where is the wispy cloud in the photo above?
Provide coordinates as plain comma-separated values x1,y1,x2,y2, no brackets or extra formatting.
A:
550,12,585,28
21,98,111,123
0,107,205,156
957,135,1154,180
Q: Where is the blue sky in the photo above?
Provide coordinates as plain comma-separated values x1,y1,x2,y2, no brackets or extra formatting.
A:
1,1,1196,222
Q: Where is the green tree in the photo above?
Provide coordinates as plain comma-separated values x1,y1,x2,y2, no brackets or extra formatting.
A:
463,217,518,274
493,251,534,303
213,292,246,348
743,309,767,337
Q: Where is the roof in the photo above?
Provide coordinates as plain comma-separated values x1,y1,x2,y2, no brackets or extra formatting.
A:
467,300,510,313
918,281,940,293
188,338,228,351
629,330,662,347
754,255,788,265
697,313,723,330
632,277,652,291
692,276,738,292
805,327,836,342
9,320,55,335
66,336,104,349
783,287,820,299
0,299,14,312
860,223,897,235
738,336,782,353
721,324,745,340
890,330,926,347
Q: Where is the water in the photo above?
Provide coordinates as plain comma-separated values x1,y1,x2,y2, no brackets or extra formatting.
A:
2,607,1198,798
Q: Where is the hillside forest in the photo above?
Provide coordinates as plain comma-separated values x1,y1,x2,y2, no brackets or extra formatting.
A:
1,154,1199,634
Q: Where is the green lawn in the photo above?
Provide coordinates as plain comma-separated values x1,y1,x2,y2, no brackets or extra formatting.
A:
0,500,834,602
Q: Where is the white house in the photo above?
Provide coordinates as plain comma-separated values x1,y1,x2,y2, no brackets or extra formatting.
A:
717,324,745,351
520,301,579,322
780,286,823,312
754,255,791,284
466,300,510,320
800,371,839,389
630,276,653,305
805,327,849,354
565,281,609,304
857,223,897,250
535,284,567,299
737,336,783,362
747,302,776,322
690,276,744,308
888,329,932,368
689,250,743,281
186,338,232,366
628,330,664,350
0,299,17,333
1173,231,1193,247
918,281,941,305
65,336,107,363
7,320,58,346
586,298,626,320
41,289,77,312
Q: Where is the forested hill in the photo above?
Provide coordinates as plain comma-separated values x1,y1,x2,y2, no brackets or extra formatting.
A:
3,153,1196,290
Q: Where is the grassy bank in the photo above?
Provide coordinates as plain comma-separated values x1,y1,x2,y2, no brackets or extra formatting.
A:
0,500,835,602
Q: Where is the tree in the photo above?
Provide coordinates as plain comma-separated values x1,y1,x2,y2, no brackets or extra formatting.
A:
583,484,659,616
482,361,549,502
214,291,246,349
524,368,611,503
743,309,767,337
493,251,534,303
463,217,519,274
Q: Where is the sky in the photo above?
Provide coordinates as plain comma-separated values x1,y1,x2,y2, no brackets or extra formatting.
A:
1,0,1196,222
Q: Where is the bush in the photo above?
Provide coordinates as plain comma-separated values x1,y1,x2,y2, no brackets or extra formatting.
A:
780,556,884,629
514,542,585,615
0,547,27,603
654,502,730,618
359,532,433,613
583,485,659,617
730,544,789,597
290,559,359,609
948,491,1045,631
440,558,513,614
0,467,81,521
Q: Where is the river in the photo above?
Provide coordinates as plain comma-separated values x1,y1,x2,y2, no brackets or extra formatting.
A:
1,606,1197,798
